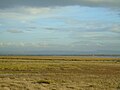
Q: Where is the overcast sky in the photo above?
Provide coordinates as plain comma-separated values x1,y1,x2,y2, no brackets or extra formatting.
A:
0,0,120,55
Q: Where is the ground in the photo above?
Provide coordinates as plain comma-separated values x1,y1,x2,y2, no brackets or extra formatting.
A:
0,56,120,90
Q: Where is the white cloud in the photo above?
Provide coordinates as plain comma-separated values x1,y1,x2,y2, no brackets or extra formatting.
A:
7,30,23,33
22,7,52,15
0,6,64,22
110,25,120,33
0,42,4,47
0,42,49,48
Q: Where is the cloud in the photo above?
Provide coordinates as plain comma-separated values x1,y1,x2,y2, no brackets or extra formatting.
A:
7,30,23,33
0,42,45,48
110,25,120,33
27,27,37,29
0,0,120,9
0,7,50,20
0,6,119,25
0,42,66,48
0,6,62,22
23,7,51,15
44,27,60,31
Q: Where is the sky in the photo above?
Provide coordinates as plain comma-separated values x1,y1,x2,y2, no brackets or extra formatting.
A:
0,0,120,55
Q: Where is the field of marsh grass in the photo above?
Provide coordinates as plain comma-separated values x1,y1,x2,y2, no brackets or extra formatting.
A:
0,56,120,90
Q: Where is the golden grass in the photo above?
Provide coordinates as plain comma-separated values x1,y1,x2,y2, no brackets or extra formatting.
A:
0,56,120,90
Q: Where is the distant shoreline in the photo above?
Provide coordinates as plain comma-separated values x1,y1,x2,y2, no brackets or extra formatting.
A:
0,54,120,57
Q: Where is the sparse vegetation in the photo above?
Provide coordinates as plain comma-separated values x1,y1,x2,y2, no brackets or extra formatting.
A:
35,80,51,84
0,56,120,90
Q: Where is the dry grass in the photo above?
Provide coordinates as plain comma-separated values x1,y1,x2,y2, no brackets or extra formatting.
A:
0,56,120,90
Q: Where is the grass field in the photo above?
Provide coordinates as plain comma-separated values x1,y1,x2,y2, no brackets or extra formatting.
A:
0,56,120,90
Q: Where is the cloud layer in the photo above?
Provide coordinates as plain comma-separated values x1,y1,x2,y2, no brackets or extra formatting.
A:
0,1,120,55
0,0,120,9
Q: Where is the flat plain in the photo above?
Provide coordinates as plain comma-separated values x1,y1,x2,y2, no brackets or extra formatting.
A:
0,56,120,90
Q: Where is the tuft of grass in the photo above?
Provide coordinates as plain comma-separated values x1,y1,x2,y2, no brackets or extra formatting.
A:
35,80,51,84
117,84,120,90
117,86,120,90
